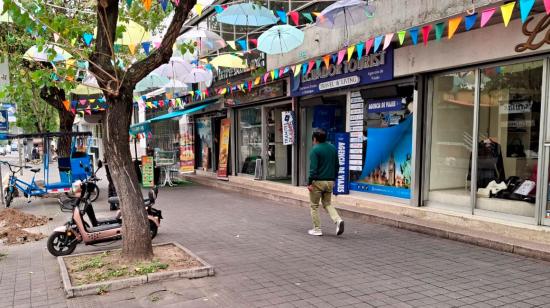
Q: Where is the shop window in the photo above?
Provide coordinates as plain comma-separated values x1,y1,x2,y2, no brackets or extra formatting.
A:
428,71,475,208
238,107,262,175
196,118,213,170
476,61,542,217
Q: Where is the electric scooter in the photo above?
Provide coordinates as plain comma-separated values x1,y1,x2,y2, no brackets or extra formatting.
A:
47,181,162,257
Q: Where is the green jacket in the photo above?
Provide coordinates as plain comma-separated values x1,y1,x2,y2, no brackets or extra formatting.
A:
308,142,339,185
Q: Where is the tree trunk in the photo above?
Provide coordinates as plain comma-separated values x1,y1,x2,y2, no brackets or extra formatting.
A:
40,86,74,156
102,87,153,261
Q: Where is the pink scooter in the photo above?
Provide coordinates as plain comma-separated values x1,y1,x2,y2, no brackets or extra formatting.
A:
47,180,162,256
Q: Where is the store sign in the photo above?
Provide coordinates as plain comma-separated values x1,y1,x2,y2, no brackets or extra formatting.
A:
142,156,154,188
217,118,231,179
515,15,550,53
221,80,286,107
367,98,405,113
0,110,8,131
281,111,296,145
499,101,532,114
291,48,394,97
333,133,350,195
179,116,195,174
214,54,265,82
349,92,364,171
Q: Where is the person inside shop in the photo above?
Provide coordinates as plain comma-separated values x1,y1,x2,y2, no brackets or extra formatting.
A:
307,128,345,237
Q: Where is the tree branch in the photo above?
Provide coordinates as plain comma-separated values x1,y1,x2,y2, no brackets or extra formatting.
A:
125,0,196,87
89,0,118,96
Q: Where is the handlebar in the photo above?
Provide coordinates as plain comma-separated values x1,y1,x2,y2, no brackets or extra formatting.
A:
0,161,31,173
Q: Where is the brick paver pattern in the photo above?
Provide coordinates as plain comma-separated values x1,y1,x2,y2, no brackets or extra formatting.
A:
1,180,550,307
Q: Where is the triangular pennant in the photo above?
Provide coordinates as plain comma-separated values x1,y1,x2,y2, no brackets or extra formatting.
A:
83,32,93,46
274,69,280,80
53,33,60,43
160,0,169,11
301,63,308,75
448,16,462,39
214,5,224,13
141,42,151,55
270,70,275,80
465,13,477,31
373,35,384,52
365,38,374,54
283,66,290,74
409,27,419,45
306,60,315,75
128,44,137,55
85,109,91,115
500,2,515,27
383,33,394,50
249,39,258,47
519,0,535,23
143,0,152,12
421,25,432,46
315,59,323,69
545,0,550,14
323,55,331,68
397,30,406,45
254,77,261,85
289,11,299,26
435,22,445,41
227,41,237,50
302,12,314,23
356,42,365,60
294,64,302,77
263,73,270,83
236,39,247,51
337,49,346,64
62,100,70,111
114,44,121,52
193,3,203,16
480,8,497,27
331,54,337,63
347,45,355,61
126,0,132,8
276,11,288,23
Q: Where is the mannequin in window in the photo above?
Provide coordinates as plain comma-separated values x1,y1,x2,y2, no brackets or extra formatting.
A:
468,137,506,189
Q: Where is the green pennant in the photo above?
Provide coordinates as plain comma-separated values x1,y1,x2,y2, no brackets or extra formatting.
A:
435,22,445,41
302,12,313,23
126,0,132,8
397,30,406,45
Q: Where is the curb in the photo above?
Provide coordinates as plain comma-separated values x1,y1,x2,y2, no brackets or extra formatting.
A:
58,242,215,298
186,175,550,262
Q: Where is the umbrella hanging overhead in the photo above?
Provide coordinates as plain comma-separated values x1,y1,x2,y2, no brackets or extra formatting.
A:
23,45,73,62
210,54,247,69
152,57,193,82
182,67,212,84
71,74,102,95
316,0,367,29
116,20,151,47
162,79,188,90
257,25,304,55
216,3,278,27
177,28,227,54
135,73,170,92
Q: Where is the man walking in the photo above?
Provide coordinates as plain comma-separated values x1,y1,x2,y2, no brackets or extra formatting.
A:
307,129,344,236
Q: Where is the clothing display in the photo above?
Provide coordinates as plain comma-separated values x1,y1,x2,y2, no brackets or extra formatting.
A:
468,139,506,189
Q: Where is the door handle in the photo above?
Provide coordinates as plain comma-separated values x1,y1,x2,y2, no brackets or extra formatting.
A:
545,143,550,147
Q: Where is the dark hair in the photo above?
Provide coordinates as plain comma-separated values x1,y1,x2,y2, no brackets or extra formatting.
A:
312,128,327,143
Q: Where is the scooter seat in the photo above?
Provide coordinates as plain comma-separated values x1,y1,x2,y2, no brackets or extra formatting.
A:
87,223,121,233
96,218,120,225
30,168,40,173
108,197,120,204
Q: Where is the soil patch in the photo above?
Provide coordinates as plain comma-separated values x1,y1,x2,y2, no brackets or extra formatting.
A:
65,244,203,286
0,209,49,245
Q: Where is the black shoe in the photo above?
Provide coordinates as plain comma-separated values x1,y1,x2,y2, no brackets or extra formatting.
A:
336,220,344,236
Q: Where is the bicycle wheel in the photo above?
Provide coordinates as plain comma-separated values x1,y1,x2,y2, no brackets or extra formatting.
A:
4,187,13,208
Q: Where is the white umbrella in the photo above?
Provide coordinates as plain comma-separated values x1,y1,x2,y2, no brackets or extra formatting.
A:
177,28,227,54
182,67,212,84
23,45,73,63
152,57,193,82
316,0,368,29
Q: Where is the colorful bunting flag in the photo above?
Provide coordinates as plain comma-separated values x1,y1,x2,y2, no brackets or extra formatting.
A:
307,60,315,75
501,2,515,27
356,42,365,60
160,0,169,11
448,16,462,39
126,0,132,8
480,8,496,28
289,11,299,26
301,63,308,75
302,12,314,23
254,77,261,85
421,25,432,46
409,27,419,45
347,45,355,61
545,0,550,14
227,41,237,50
277,11,288,23
337,49,346,64
264,72,270,83
397,31,406,45
373,36,383,52
315,59,323,69
365,38,374,54
435,22,445,41
53,33,60,43
62,100,70,111
143,0,152,12
383,33,394,50
142,42,151,55
465,13,477,31
323,55,331,68
194,3,203,16
294,64,302,77
236,39,247,51
128,44,137,55
519,0,535,23
249,39,258,47
83,33,93,46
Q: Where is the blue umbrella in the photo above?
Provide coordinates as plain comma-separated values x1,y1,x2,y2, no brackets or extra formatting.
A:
216,3,278,27
258,25,304,55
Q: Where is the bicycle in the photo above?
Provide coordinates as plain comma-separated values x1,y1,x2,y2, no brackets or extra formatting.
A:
2,161,44,208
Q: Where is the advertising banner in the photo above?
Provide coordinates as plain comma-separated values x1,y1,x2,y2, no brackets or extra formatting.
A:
367,98,405,113
291,48,393,97
281,111,296,145
350,116,413,199
0,110,9,131
217,118,231,179
333,133,350,195
179,116,195,174
142,156,154,188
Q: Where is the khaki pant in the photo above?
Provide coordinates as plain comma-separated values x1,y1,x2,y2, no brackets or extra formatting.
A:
309,181,341,230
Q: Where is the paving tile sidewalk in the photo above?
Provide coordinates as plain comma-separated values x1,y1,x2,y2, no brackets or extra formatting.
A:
1,182,550,307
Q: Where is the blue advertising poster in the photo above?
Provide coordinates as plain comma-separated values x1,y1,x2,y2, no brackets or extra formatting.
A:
0,110,9,131
333,133,350,195
367,98,405,113
349,116,413,199
291,48,393,97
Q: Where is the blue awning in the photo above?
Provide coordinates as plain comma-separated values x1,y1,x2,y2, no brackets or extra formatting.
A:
129,122,151,135
149,103,211,123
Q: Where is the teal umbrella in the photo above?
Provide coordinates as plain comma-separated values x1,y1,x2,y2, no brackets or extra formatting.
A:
216,3,278,26
135,73,169,92
258,25,304,55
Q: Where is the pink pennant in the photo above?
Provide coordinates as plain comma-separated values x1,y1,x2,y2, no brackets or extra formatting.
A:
289,11,300,26
364,38,374,55
383,33,394,50
480,8,496,27
153,41,161,49
306,60,315,75
263,73,269,83
337,49,346,65
422,25,432,46
545,0,550,14
174,0,180,5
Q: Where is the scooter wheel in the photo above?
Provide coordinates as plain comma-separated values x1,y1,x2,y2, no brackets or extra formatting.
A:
149,221,158,239
47,232,77,256
89,185,100,202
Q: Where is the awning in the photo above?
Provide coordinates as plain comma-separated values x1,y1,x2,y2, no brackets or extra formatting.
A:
149,103,211,123
129,122,151,135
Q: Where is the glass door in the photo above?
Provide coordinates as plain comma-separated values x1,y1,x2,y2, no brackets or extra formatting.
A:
263,104,293,183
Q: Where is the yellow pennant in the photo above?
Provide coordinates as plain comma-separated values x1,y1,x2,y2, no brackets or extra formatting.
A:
347,45,355,62
448,16,462,39
194,4,203,16
294,64,302,77
128,44,137,55
500,2,515,27
254,77,261,85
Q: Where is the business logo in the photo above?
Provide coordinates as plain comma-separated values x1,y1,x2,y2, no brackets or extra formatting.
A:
516,15,550,52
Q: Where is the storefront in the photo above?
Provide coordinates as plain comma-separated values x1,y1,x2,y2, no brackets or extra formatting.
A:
191,101,228,174
390,13,550,225
221,80,293,183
